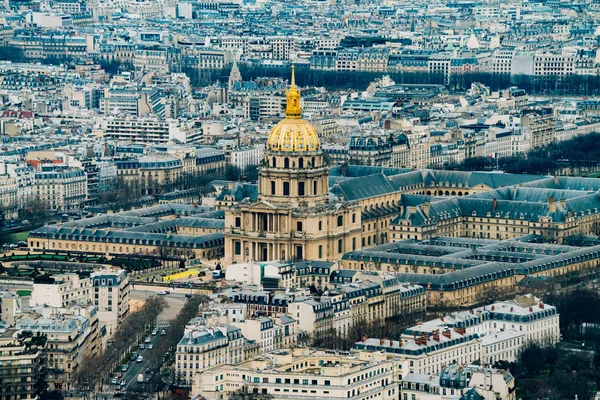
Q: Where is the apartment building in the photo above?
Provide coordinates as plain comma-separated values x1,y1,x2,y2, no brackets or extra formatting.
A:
192,348,400,400
33,166,87,212
355,295,558,376
534,52,575,76
31,273,92,308
0,329,47,400
91,269,130,339
101,119,196,144
16,306,99,390
230,145,264,171
521,108,555,148
176,325,246,386
401,364,516,400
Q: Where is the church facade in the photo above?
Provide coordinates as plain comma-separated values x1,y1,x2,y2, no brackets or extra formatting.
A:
224,67,362,264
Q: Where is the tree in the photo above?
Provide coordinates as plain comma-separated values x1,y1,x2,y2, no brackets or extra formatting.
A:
23,195,51,227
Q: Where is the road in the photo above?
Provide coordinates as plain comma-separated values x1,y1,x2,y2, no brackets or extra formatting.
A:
100,329,168,397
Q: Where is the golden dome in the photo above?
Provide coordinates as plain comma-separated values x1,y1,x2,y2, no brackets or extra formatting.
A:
266,66,320,153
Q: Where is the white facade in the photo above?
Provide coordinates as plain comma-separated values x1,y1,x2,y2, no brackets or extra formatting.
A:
32,273,92,308
230,145,265,171
91,269,130,339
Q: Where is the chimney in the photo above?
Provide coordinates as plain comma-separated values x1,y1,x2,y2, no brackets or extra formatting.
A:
380,338,387,345
442,329,451,339
529,307,533,312
422,202,430,218
384,119,391,129
440,316,444,322
513,186,517,198
539,302,544,309
453,327,466,335
548,197,556,213
361,335,367,343
559,199,566,208
492,198,497,211
398,339,403,347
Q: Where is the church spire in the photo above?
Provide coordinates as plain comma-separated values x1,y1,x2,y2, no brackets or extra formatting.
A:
285,65,302,118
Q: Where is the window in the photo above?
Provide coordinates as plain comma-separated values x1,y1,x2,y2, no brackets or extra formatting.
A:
235,217,241,227
234,241,241,255
318,221,322,230
299,158,304,168
271,181,276,195
283,182,290,196
284,158,290,168
352,237,356,250
338,239,343,253
318,245,323,258
337,215,343,227
298,181,305,196
352,213,356,223
297,221,303,232
313,181,317,194
272,157,277,167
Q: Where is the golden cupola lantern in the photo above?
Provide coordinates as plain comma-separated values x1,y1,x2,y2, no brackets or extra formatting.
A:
266,65,321,153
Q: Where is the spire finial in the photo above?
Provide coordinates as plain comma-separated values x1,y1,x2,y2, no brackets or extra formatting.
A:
291,63,296,89
285,64,302,118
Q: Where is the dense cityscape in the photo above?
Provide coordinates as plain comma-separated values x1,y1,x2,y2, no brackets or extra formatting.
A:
3,0,600,399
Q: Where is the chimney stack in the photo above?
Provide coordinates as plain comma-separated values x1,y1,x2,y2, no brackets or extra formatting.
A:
548,197,556,213
492,198,497,211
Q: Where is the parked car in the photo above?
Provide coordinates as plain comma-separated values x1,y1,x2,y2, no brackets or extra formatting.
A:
113,391,125,398
121,365,128,372
130,353,138,361
157,291,167,295
152,329,158,335
160,330,166,335
144,337,151,343
139,344,145,350
148,344,154,350
185,293,192,298
111,378,119,385
136,356,143,363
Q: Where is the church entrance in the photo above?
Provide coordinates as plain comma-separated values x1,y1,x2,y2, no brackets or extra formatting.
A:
296,245,303,261
262,245,268,261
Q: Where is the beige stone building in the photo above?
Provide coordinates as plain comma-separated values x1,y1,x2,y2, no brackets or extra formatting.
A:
224,68,362,264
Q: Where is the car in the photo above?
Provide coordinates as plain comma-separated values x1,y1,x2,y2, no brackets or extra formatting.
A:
113,391,125,398
130,353,138,361
148,344,154,350
185,293,192,298
157,291,167,295
145,367,151,373
139,344,145,350
144,337,151,343
152,329,158,335
136,356,143,363
120,380,125,387
111,378,119,385
160,330,166,335
121,365,128,372
165,290,170,294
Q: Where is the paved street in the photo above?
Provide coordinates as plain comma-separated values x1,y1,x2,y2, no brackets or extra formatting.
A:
97,328,169,397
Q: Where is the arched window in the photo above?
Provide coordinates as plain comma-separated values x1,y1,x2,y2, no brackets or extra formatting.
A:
312,157,316,167
272,157,277,168
284,158,290,168
338,239,343,253
299,158,304,168
337,215,343,227
313,181,317,195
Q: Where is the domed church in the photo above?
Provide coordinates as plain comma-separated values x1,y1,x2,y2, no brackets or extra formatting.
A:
224,67,362,264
